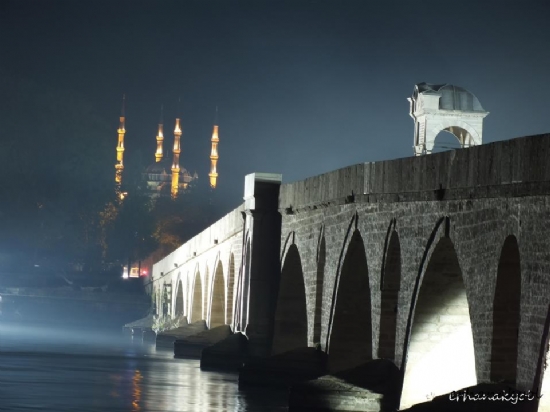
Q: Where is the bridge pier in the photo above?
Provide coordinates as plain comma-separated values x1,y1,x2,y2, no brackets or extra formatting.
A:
200,332,249,371
289,359,400,412
174,324,231,358
156,320,206,347
235,173,282,358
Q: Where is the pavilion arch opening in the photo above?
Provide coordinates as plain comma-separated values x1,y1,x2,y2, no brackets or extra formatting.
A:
400,236,476,409
174,279,184,317
210,261,225,328
226,253,235,326
191,271,203,323
491,235,521,385
272,244,308,354
328,230,372,372
313,236,326,345
430,126,473,153
378,230,401,361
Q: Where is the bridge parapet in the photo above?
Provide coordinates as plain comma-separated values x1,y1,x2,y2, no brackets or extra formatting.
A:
152,203,245,280
150,203,245,330
279,133,550,210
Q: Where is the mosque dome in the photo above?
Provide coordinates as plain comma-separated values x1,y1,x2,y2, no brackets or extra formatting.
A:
145,160,170,175
144,160,195,181
414,83,485,112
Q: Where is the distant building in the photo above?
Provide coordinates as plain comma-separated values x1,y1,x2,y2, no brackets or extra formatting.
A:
143,160,197,199
113,99,219,199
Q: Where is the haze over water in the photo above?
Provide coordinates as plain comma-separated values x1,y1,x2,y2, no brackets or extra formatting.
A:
0,323,287,412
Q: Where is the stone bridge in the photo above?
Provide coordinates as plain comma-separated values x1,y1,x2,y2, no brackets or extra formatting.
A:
150,133,550,410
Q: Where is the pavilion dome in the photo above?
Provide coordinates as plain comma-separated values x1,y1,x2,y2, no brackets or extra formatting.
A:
415,82,485,112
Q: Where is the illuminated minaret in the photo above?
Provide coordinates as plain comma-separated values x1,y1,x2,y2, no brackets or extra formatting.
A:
171,102,182,198
208,108,219,189
115,95,126,186
155,105,164,163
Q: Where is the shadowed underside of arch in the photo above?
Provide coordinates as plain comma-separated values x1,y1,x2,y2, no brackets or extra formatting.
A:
162,284,169,317
241,239,251,330
191,271,203,323
401,236,476,409
378,230,401,361
227,254,235,326
328,230,372,372
210,261,225,328
491,235,521,384
313,236,326,345
271,244,308,354
175,279,184,317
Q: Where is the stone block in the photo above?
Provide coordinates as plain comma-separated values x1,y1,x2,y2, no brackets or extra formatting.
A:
156,320,206,348
200,332,249,371
142,329,157,344
174,324,231,358
289,359,400,411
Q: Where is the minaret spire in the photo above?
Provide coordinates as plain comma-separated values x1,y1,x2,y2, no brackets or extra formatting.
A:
155,104,164,163
208,106,219,189
171,98,182,199
115,94,126,188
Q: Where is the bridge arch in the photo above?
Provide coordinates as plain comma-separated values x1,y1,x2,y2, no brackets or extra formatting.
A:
245,236,251,323
190,269,203,322
153,287,160,316
491,235,521,384
161,282,170,318
174,278,184,317
327,215,372,372
378,220,401,361
236,235,251,331
210,259,225,328
400,218,476,409
226,253,236,326
314,226,326,346
272,242,308,354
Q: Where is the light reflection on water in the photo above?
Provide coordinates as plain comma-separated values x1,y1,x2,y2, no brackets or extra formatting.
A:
0,323,288,412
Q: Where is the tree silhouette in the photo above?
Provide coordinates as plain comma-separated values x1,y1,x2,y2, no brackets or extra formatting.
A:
0,71,114,273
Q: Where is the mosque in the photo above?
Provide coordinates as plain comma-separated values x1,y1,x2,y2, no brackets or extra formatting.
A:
114,96,219,199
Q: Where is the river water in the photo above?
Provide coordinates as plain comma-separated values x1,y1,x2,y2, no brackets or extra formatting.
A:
0,323,288,412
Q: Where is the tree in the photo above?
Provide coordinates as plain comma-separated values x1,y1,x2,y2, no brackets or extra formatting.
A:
104,191,158,265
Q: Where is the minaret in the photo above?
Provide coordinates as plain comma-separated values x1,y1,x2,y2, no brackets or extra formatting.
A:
115,94,126,186
171,101,182,199
208,107,219,189
155,105,164,163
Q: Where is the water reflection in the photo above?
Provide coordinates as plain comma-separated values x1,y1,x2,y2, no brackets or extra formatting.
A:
0,323,288,412
133,369,142,411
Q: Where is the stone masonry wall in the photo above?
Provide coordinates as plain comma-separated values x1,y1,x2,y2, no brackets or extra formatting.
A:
151,203,245,328
278,134,550,392
280,191,550,392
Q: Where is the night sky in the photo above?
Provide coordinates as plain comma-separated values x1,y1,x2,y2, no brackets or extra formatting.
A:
1,0,549,212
